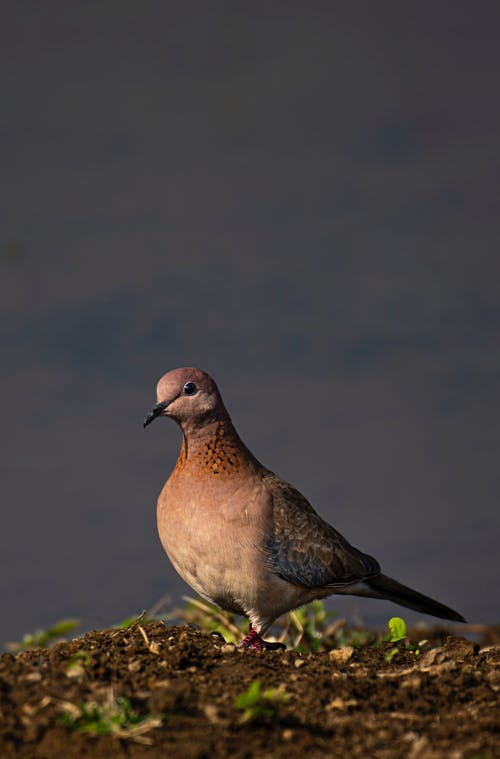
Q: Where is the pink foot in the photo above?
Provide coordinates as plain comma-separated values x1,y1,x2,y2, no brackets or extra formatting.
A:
238,626,286,651
238,627,264,650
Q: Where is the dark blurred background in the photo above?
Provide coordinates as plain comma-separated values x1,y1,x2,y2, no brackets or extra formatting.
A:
1,2,499,644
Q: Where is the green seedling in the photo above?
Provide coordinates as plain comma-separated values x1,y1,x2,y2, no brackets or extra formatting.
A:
384,646,399,663
385,617,407,662
59,692,163,745
388,617,407,642
384,617,428,661
8,619,80,652
234,680,288,723
407,638,428,656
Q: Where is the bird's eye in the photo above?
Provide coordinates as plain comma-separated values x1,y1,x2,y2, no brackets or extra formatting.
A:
183,382,198,396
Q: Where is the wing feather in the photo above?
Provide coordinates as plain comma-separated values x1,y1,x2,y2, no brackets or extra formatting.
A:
264,471,379,588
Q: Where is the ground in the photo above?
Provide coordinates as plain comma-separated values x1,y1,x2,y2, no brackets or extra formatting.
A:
0,621,498,758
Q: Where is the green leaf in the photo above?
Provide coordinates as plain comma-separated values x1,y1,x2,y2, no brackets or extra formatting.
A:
67,650,91,669
387,617,407,643
384,646,399,663
234,680,262,709
14,619,80,650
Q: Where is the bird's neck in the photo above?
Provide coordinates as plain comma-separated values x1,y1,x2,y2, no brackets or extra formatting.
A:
174,417,259,477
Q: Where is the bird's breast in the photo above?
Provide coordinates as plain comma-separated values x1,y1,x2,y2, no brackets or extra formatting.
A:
156,462,270,611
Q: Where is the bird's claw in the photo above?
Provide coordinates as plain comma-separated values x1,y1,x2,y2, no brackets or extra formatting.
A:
238,627,286,651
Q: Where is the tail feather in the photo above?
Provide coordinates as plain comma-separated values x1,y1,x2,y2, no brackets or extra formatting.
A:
363,573,466,623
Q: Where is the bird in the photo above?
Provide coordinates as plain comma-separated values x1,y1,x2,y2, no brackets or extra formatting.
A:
144,367,466,650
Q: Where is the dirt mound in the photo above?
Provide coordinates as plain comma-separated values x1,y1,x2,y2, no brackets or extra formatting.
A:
0,622,498,758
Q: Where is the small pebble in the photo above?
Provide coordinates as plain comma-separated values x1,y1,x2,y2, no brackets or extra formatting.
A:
22,672,42,682
328,646,354,665
326,697,358,711
203,704,220,723
401,675,422,690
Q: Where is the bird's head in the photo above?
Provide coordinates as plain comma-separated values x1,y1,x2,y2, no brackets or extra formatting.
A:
143,367,224,430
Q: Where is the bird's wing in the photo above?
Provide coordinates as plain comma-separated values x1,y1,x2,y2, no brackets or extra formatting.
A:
264,471,380,589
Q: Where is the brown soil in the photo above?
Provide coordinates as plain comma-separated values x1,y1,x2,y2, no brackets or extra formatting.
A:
0,622,498,759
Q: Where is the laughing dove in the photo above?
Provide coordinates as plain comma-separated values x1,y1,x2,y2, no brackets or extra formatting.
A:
144,367,465,649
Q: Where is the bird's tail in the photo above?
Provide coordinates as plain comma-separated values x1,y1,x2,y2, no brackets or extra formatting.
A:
362,573,466,622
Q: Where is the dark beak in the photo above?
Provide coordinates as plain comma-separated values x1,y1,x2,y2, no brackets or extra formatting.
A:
143,401,168,428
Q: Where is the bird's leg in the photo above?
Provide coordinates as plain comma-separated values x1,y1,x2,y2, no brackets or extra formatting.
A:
238,626,264,650
238,625,286,651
